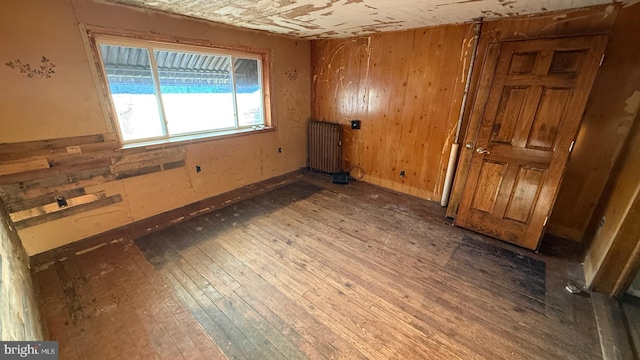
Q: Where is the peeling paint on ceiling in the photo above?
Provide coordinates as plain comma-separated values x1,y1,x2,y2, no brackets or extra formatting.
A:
106,0,619,38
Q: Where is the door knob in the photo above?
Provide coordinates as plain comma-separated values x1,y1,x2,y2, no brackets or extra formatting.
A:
465,143,474,149
476,147,491,155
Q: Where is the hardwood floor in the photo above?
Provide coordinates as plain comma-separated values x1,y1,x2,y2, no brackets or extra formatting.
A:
34,174,603,359
622,295,640,358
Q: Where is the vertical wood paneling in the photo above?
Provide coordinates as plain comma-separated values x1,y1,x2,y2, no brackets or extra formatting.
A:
312,24,473,200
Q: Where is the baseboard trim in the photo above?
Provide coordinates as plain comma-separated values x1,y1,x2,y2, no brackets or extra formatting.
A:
30,170,305,269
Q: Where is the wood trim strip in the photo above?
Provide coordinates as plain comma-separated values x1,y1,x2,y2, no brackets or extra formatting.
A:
10,192,107,223
0,158,113,185
6,188,87,213
162,160,186,170
0,140,119,163
0,158,51,176
114,165,162,179
14,194,122,230
0,134,105,155
0,167,113,201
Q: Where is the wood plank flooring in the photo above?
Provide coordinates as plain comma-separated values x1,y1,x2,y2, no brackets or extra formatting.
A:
34,174,603,359
622,295,640,358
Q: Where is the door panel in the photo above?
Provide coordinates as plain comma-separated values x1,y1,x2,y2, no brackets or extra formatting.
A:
471,161,507,213
527,87,571,149
504,166,545,223
455,35,608,250
492,86,529,144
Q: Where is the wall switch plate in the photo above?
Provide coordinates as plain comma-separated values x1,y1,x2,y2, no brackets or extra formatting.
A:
351,120,361,129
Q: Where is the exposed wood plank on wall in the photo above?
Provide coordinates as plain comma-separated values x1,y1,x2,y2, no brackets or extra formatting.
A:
0,158,113,185
0,158,50,176
10,192,107,223
446,4,621,242
0,134,186,230
0,140,119,163
0,167,113,203
6,188,86,213
0,134,107,155
14,195,123,230
311,23,473,201
111,150,186,174
112,147,186,166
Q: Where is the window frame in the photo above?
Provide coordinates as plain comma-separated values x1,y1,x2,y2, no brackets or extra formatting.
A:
92,34,272,146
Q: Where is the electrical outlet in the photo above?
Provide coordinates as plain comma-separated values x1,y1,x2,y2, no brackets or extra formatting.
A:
400,170,405,177
56,196,68,208
195,165,202,173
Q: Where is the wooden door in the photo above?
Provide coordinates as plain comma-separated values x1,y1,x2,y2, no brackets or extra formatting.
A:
455,35,608,250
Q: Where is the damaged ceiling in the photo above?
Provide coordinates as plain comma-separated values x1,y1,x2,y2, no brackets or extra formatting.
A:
108,0,620,38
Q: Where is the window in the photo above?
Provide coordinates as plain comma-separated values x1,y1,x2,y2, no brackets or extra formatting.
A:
95,37,268,144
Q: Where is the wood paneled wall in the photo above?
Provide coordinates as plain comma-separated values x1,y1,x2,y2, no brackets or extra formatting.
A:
584,110,640,294
583,3,640,294
549,4,640,241
311,24,474,200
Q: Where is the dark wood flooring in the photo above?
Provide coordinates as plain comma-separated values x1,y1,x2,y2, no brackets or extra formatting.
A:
622,295,640,358
34,174,603,359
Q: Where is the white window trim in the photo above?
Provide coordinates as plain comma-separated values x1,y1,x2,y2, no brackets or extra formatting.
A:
93,35,272,147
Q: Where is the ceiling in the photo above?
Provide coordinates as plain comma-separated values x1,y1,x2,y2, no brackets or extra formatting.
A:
109,0,620,39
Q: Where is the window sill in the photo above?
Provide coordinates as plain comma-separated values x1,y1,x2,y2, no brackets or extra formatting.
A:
119,127,275,150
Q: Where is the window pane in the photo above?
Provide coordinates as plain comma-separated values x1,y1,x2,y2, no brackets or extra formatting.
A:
99,45,164,142
154,50,235,135
234,58,264,127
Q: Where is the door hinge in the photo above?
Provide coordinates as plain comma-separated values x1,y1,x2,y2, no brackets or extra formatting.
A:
569,140,575,153
543,216,549,227
599,53,605,67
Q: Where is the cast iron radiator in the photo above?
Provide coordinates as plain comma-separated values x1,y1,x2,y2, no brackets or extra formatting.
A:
308,120,342,173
